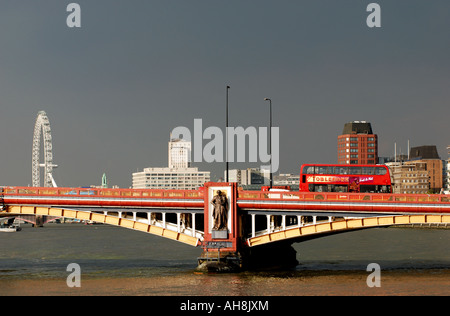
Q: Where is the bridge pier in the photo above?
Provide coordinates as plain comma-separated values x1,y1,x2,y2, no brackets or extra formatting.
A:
196,182,242,272
196,182,299,272
197,250,243,272
34,215,44,227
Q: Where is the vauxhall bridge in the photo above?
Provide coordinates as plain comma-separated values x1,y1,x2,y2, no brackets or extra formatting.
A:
1,183,449,271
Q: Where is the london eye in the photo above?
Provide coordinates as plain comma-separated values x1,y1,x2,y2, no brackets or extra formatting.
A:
32,111,57,187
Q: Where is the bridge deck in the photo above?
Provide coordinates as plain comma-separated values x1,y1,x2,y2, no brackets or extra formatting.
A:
2,186,450,248
3,187,450,213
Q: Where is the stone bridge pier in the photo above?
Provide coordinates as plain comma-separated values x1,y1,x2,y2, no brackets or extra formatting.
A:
196,182,299,272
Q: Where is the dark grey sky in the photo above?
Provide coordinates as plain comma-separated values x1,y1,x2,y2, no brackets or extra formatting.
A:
0,1,449,188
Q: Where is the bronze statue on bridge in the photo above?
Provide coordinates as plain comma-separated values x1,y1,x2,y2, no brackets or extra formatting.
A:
211,190,228,231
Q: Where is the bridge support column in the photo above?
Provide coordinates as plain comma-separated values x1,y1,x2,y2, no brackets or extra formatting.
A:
197,182,242,272
197,182,301,272
191,213,196,237
34,215,44,227
251,214,256,238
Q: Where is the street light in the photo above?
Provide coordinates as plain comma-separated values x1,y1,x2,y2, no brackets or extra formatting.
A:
264,98,272,189
226,85,230,182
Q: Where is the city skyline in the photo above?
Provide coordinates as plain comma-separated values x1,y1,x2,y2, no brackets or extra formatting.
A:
0,1,449,188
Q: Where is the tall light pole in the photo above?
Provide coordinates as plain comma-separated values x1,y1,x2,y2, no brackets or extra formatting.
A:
226,85,230,182
264,98,272,189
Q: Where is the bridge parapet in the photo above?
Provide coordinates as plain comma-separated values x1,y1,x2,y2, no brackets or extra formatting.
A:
237,190,450,204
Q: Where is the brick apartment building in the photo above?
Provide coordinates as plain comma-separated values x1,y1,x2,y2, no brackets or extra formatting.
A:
337,121,378,165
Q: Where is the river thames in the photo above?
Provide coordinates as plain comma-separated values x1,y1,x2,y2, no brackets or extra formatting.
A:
0,223,449,296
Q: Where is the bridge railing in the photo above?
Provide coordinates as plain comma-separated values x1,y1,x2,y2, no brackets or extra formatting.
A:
4,186,450,207
237,190,450,204
2,186,205,200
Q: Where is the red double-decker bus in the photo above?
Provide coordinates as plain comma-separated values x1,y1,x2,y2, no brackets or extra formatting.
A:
299,164,392,193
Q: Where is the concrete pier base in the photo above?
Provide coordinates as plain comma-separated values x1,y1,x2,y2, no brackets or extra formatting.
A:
196,242,298,272
196,251,242,273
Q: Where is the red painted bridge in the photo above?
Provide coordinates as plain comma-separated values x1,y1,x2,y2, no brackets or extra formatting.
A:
2,183,450,270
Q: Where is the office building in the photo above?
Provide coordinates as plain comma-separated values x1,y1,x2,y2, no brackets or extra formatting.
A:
225,168,270,187
132,136,210,190
168,138,191,169
386,161,430,194
273,173,299,189
338,121,378,164
409,145,443,192
132,167,210,190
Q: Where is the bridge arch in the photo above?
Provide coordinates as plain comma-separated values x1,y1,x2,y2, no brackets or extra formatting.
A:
247,214,450,247
13,214,61,226
4,205,200,247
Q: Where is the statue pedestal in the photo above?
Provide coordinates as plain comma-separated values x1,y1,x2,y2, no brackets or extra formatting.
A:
212,229,228,239
199,182,239,272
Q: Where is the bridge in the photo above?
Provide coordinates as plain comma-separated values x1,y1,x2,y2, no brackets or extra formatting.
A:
2,183,450,271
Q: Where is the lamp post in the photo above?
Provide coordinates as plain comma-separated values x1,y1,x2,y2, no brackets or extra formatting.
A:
226,85,230,182
264,98,272,189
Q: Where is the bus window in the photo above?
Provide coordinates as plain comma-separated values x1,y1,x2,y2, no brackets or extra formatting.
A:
302,166,315,174
349,167,362,175
360,185,376,193
380,185,390,193
317,166,327,174
362,167,375,175
375,167,387,175
314,185,327,192
334,185,348,193
301,166,307,174
336,167,348,175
